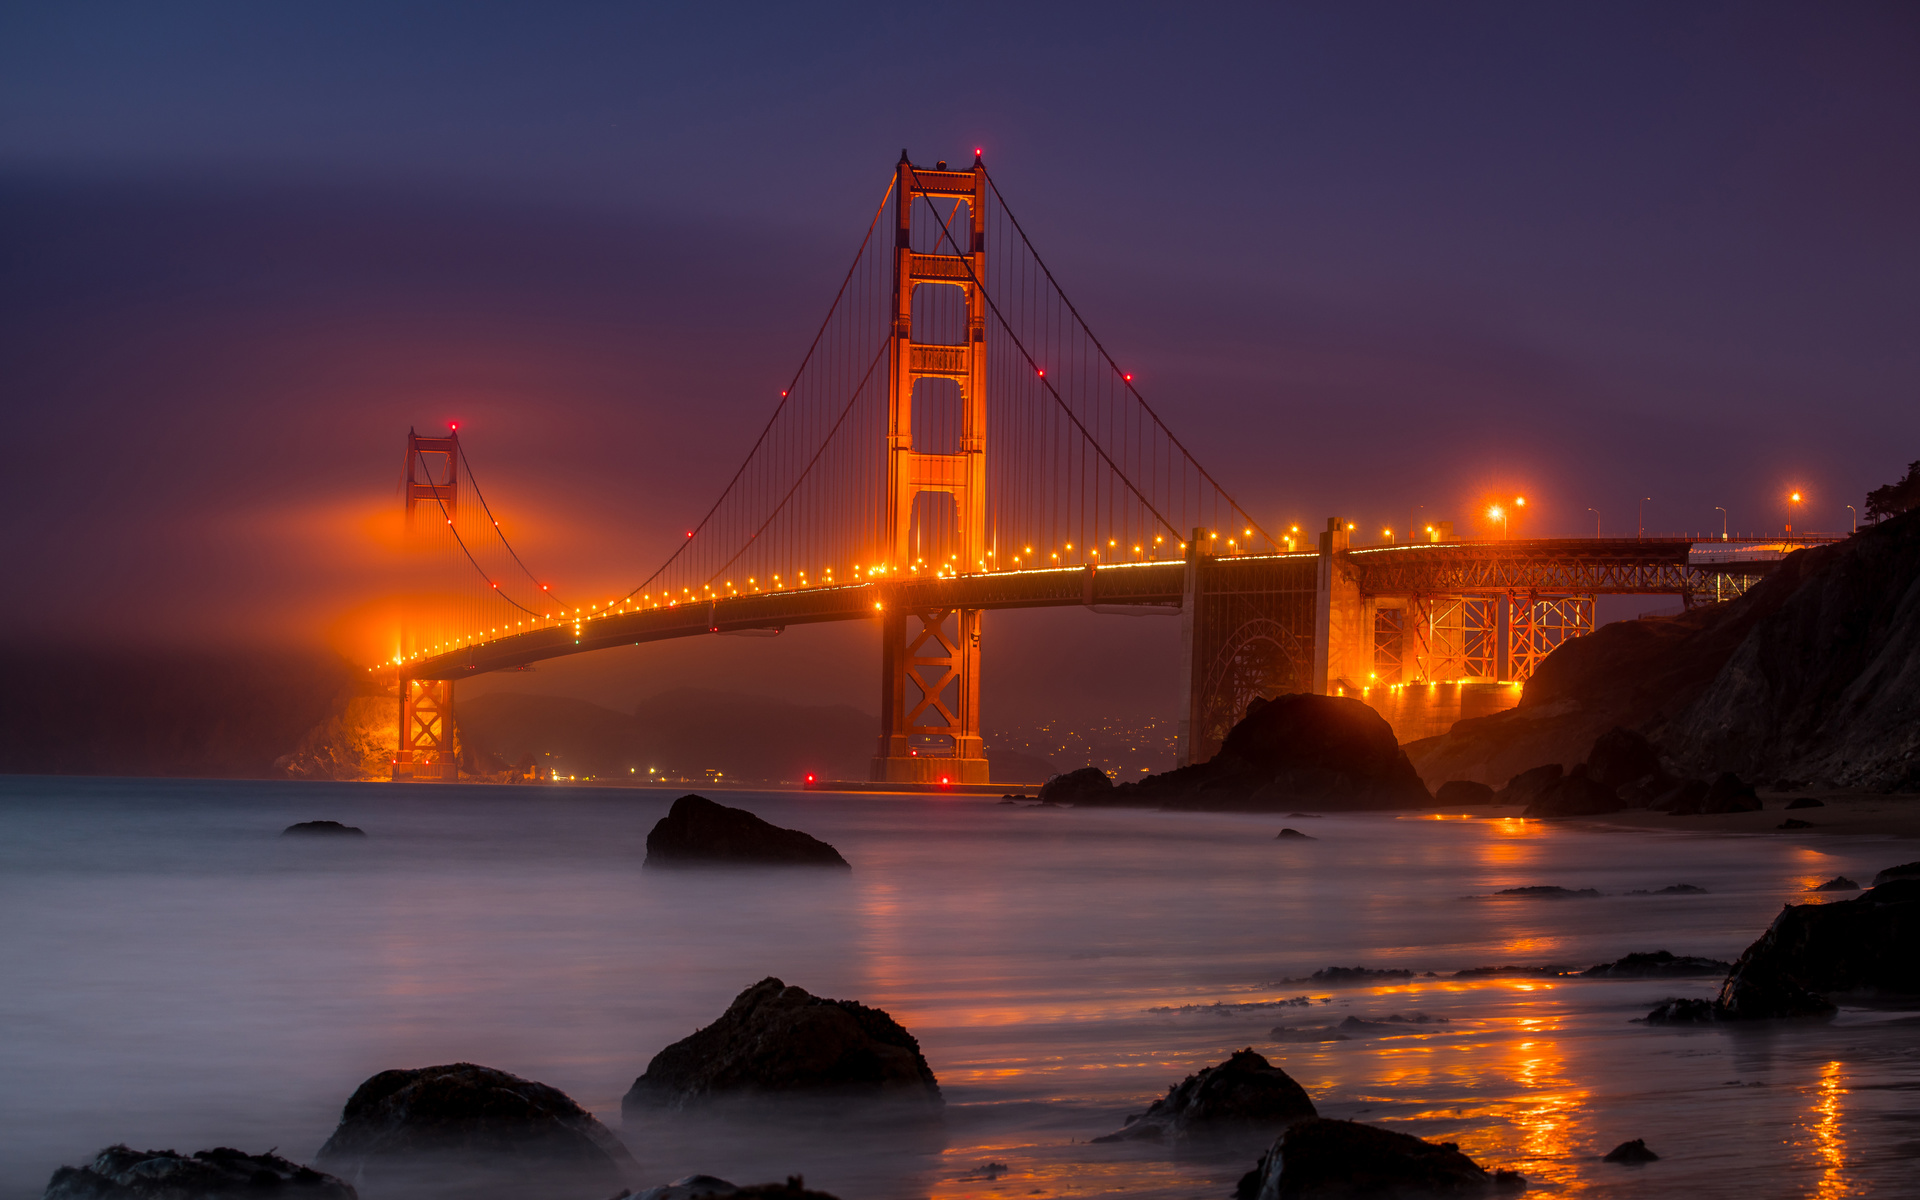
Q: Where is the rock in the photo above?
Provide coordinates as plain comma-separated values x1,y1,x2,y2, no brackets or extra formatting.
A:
312,1063,631,1190
283,820,366,836
1583,951,1731,978
1651,779,1708,814
1586,727,1665,793
1522,764,1625,818
1625,884,1709,895
1700,772,1762,813
1646,880,1920,1022
1873,861,1920,886
1275,828,1315,839
622,977,941,1115
1308,966,1414,985
1785,797,1825,809
644,795,849,867
1811,876,1860,891
1094,694,1432,812
1495,886,1601,898
1268,1026,1350,1043
1335,1013,1448,1035
1435,780,1495,806
1495,763,1563,808
1235,1117,1525,1200
1038,767,1113,804
632,1174,740,1200
1092,1048,1314,1143
1643,997,1720,1024
1778,818,1815,830
1602,1139,1659,1164
44,1146,356,1200
626,1177,841,1200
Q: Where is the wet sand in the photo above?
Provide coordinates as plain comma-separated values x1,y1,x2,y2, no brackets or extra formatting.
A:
1500,790,1920,841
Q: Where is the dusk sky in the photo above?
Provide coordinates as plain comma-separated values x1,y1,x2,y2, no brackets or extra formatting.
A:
4,3,1916,722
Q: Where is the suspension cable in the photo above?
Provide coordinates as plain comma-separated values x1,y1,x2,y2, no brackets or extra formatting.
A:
985,170,1278,549
621,174,897,601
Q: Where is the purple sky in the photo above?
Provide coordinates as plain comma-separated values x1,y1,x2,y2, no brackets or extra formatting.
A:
3,3,1916,723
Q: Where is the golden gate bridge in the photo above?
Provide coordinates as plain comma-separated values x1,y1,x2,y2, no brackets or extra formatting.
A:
385,152,1833,784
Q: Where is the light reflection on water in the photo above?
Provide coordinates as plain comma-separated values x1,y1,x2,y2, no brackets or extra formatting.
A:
1,777,1917,1199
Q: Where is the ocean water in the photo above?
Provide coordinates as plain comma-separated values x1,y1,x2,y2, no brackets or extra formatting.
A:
2,776,1917,1199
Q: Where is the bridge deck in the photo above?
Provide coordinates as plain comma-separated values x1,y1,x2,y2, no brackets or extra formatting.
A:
406,536,1805,680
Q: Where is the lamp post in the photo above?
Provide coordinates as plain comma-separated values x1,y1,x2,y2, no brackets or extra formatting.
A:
1488,505,1508,539
1714,506,1726,541
1846,504,1857,534
1787,491,1802,535
1587,508,1600,537
1638,497,1650,540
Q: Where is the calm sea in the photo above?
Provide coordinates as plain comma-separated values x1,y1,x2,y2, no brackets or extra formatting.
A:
2,777,1917,1198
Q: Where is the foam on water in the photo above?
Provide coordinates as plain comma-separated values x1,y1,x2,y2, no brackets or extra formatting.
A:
2,777,1917,1197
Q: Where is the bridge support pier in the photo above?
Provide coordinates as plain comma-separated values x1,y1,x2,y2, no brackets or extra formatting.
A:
392,678,457,781
871,607,988,784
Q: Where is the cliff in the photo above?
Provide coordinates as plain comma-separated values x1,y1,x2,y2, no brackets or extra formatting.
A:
1408,508,1920,791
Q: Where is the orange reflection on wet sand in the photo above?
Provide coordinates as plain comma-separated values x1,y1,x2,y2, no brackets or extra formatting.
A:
1812,1059,1847,1199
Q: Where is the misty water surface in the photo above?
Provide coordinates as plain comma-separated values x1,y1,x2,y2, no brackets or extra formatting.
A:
3,777,1918,1198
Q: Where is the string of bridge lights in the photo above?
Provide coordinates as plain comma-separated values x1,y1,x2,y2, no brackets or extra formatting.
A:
387,524,1304,667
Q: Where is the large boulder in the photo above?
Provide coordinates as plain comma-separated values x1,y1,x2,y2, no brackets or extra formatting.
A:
45,1147,356,1200
626,1177,842,1200
283,820,366,837
1583,951,1731,979
1646,879,1920,1022
1494,764,1562,807
1872,861,1920,886
1039,767,1114,804
1235,1117,1525,1199
1434,780,1495,807
1522,764,1625,818
644,795,848,867
1584,727,1665,794
622,977,941,1116
1091,695,1431,812
313,1063,633,1191
1092,1048,1314,1143
1699,772,1762,813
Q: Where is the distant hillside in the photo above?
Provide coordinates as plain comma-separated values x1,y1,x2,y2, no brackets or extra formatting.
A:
458,686,1057,784
1410,507,1920,790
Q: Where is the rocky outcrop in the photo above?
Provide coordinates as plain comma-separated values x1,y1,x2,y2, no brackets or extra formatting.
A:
1603,1139,1658,1164
644,796,849,867
1235,1117,1525,1199
1873,861,1920,886
1092,1049,1314,1143
283,820,366,836
1435,780,1495,806
1085,695,1431,812
1495,764,1561,807
1410,508,1920,792
625,1177,841,1200
1521,764,1624,818
313,1063,633,1189
1582,951,1730,978
1646,879,1920,1022
1038,767,1114,804
45,1146,356,1200
1585,728,1665,794
622,977,941,1115
1811,876,1860,891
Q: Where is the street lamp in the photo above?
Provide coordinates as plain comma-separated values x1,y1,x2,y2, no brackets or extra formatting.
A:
1714,506,1726,541
1787,490,1803,535
1587,508,1599,537
1638,497,1650,540
1488,504,1508,539
1846,504,1857,534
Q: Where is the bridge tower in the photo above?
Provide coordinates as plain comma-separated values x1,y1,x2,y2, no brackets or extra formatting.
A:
394,428,460,781
872,152,991,784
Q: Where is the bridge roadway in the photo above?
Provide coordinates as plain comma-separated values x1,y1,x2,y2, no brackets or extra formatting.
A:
410,537,1728,680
